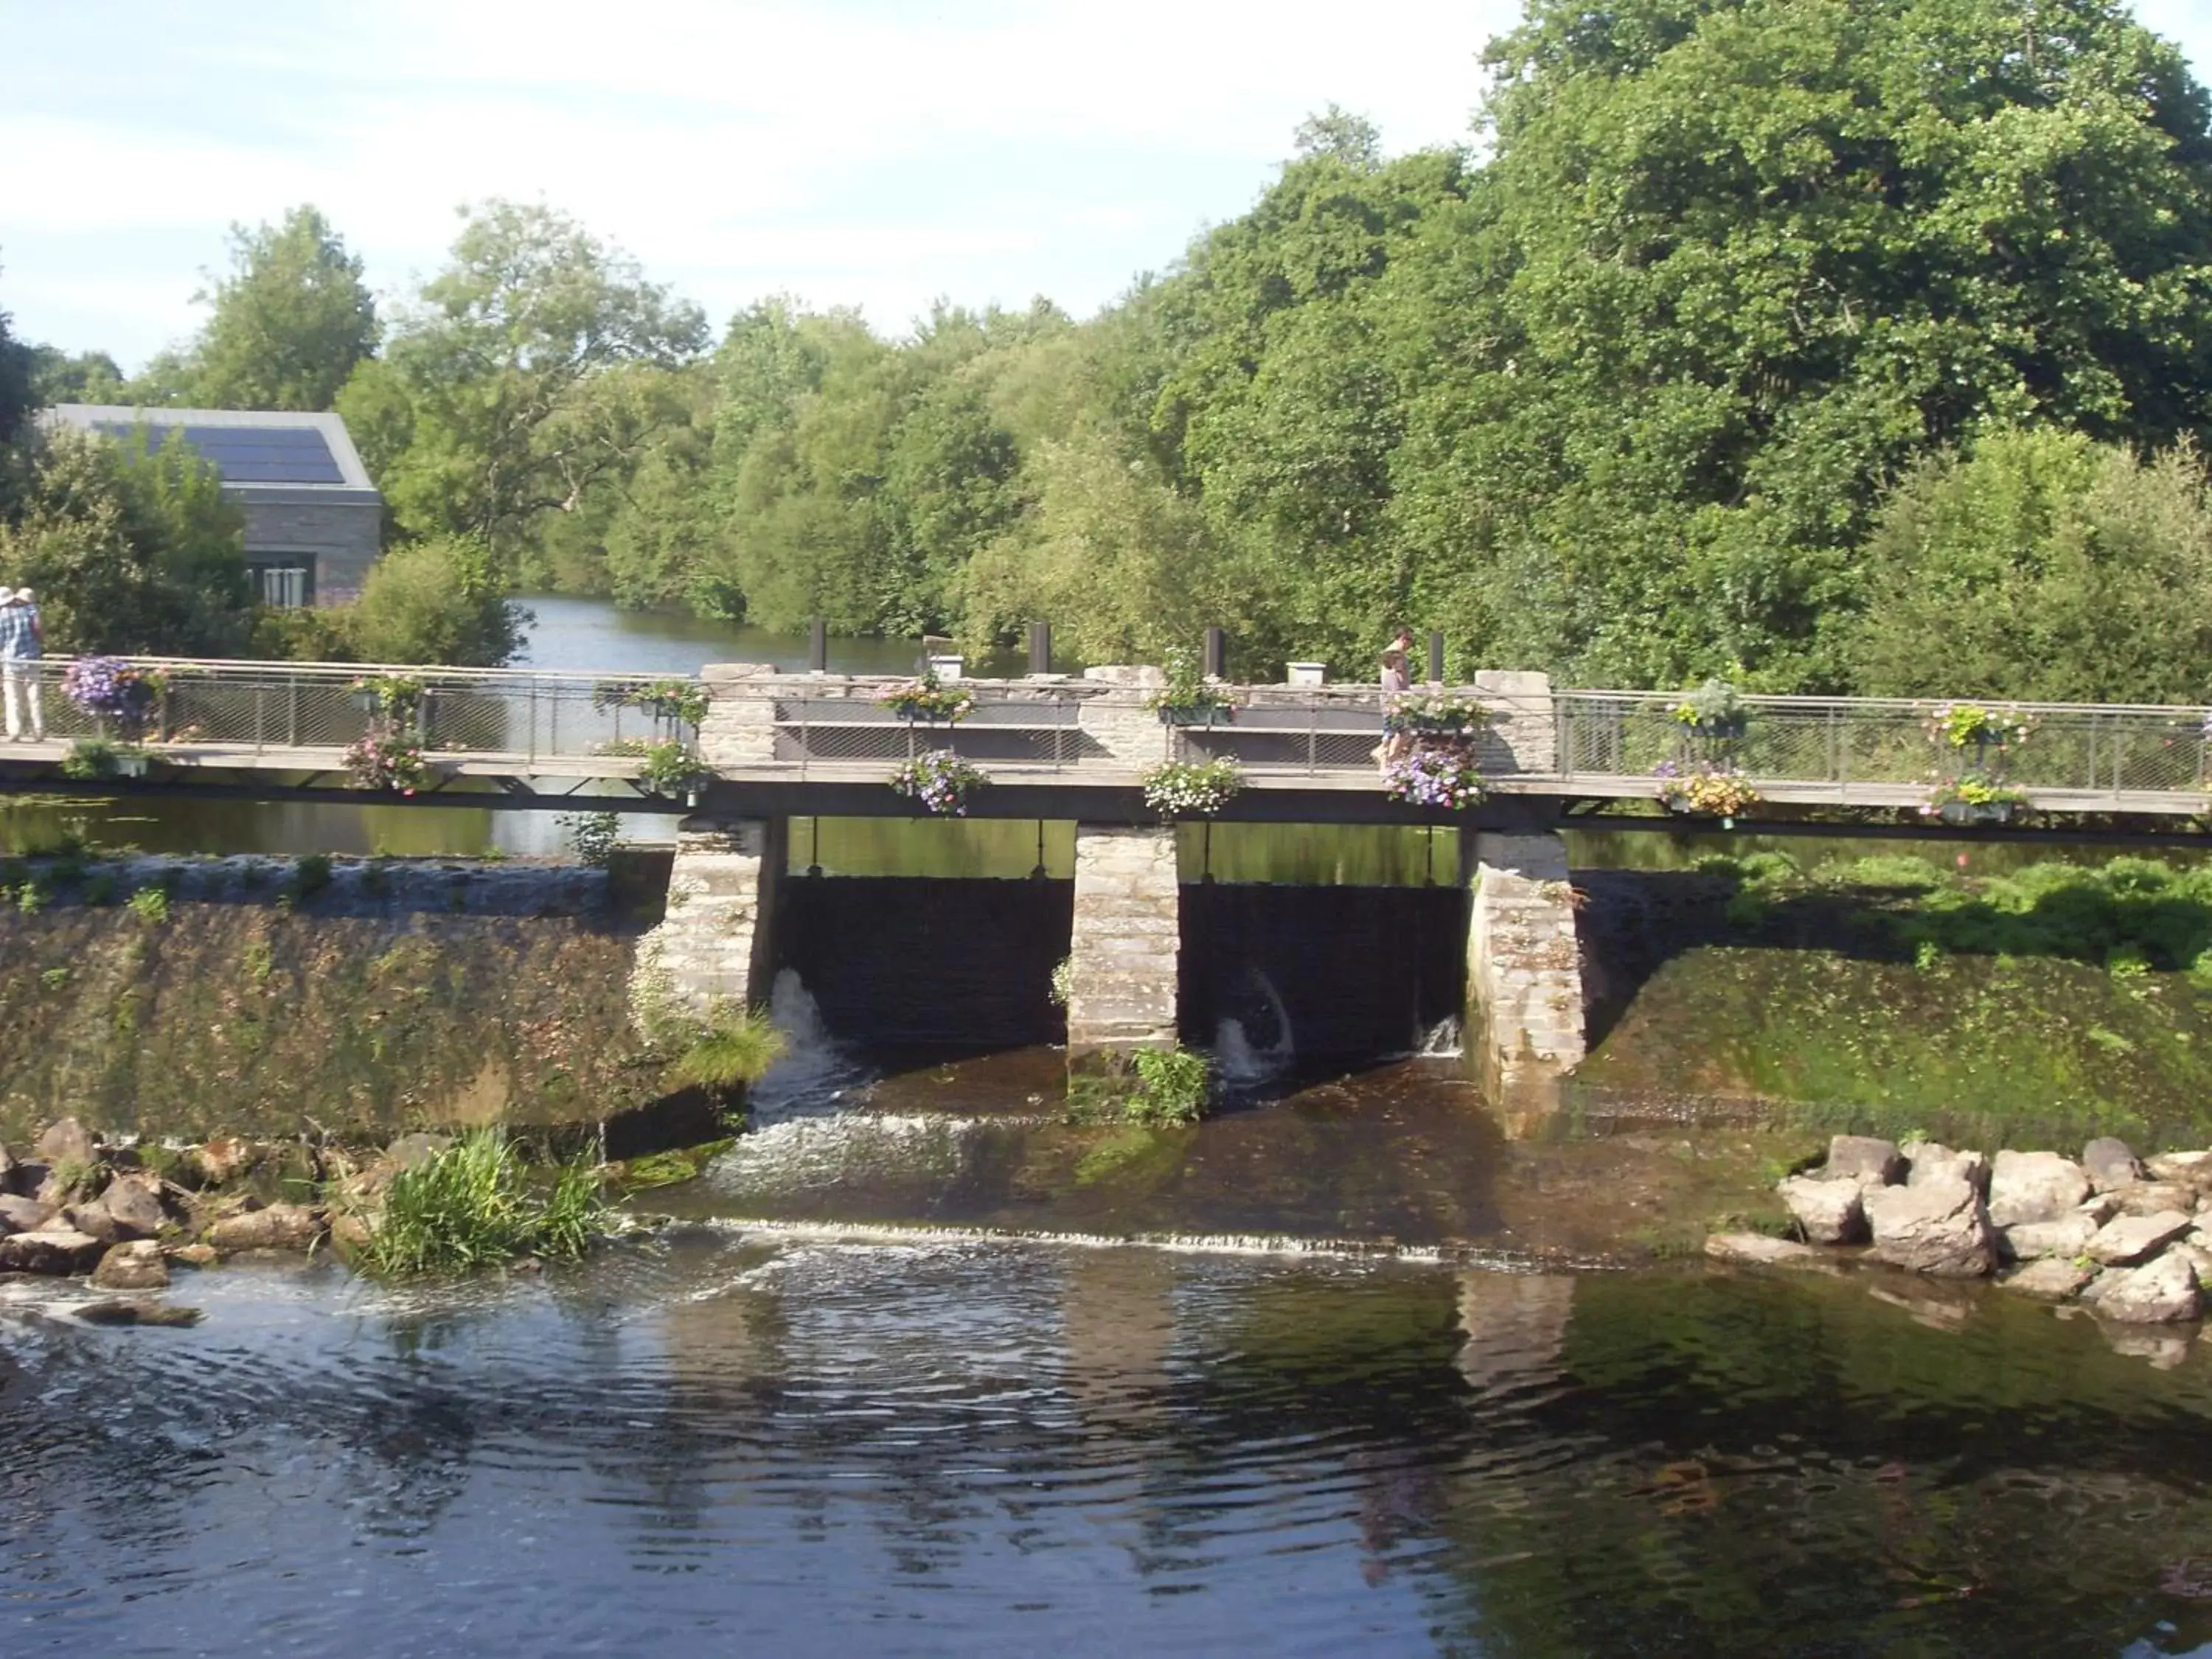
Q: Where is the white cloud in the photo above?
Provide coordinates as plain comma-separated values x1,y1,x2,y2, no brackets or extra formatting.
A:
4,0,2208,369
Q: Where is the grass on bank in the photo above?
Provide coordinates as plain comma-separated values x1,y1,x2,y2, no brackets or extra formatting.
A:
664,1004,786,1092
1068,1044,1213,1128
360,1128,607,1278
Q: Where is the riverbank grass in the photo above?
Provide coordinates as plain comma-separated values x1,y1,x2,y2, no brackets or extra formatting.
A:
667,1005,786,1092
361,1129,606,1277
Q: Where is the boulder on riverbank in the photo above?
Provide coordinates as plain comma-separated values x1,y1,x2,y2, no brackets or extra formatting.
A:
1987,1150,2091,1227
2082,1137,2146,1192
1904,1141,1989,1194
1824,1136,1905,1188
1864,1178,1997,1277
1999,1258,2097,1300
0,1228,106,1275
2084,1251,2201,1324
1777,1175,1867,1244
91,1240,169,1290
204,1203,326,1255
2087,1211,2194,1267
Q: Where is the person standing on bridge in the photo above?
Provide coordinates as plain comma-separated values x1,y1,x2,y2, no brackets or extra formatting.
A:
1374,632,1413,771
0,588,44,743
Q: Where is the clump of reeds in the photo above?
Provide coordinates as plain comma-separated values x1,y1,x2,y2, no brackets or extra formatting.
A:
666,1004,786,1092
361,1128,605,1277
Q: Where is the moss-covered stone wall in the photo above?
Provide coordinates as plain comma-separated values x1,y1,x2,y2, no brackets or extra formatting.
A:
1573,855,2212,1151
0,859,664,1144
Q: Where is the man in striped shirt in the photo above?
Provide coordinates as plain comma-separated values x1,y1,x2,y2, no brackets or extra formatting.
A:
0,588,45,742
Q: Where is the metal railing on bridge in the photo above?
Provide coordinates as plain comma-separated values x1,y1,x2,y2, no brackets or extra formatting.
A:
1554,692,2211,803
11,658,690,765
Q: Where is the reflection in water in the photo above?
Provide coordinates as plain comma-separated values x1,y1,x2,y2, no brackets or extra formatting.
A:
6,1244,2212,1655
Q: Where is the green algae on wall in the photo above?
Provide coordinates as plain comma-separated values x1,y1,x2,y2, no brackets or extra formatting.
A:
1576,945,2212,1152
0,899,661,1144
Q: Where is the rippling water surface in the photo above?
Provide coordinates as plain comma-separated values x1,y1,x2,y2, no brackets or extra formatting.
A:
7,1236,2212,1657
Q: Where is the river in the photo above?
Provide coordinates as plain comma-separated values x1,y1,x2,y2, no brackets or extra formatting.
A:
7,1229,2212,1655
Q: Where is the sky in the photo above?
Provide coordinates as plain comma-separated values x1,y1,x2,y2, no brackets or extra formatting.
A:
3,0,2211,374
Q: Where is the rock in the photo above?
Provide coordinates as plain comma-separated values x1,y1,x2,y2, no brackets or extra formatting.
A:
0,1141,13,1188
1777,1175,1866,1244
1987,1150,2091,1227
97,1175,168,1239
2086,1211,2194,1266
1863,1177,1997,1277
60,1201,119,1245
1824,1135,1904,1188
204,1203,324,1254
163,1242,218,1269
2000,1212,2101,1262
34,1116,97,1166
2078,1192,2120,1225
1703,1232,1831,1268
2084,1251,2200,1324
2114,1181,2199,1219
0,1193,53,1235
2146,1150,2212,1186
2082,1137,2144,1192
91,1239,169,1290
385,1132,452,1171
1903,1143,1989,1194
12,1162,52,1202
72,1298,201,1328
2166,1241,2212,1283
2000,1258,2096,1300
327,1210,374,1256
189,1138,260,1188
0,1228,106,1275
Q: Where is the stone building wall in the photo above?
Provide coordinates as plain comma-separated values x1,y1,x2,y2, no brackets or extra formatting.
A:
242,497,383,605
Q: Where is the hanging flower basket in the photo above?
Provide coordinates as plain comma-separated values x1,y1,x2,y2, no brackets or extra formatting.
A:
891,749,987,815
1670,678,1749,743
1140,758,1244,818
877,670,974,724
1922,773,2025,825
1382,744,1486,810
639,740,714,799
1656,761,1759,818
63,658,164,737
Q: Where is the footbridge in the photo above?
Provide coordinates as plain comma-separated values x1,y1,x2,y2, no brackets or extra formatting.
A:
1,655,2204,822
4,655,2205,1125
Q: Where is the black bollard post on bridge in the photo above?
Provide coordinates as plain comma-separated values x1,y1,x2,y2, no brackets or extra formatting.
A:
807,618,828,672
1427,630,1445,686
1028,622,1052,675
1203,626,1227,681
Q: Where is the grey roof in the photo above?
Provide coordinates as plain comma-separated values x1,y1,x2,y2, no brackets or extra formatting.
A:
42,405,380,504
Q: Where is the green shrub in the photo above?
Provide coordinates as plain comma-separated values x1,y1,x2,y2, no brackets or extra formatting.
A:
1129,1046,1211,1127
289,852,333,901
361,1128,607,1277
556,811,621,868
126,886,169,925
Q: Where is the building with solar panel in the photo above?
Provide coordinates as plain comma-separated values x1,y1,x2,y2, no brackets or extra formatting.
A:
43,406,383,608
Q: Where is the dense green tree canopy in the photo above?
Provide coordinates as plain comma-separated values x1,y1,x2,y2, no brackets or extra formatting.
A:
345,201,709,565
186,206,380,411
0,428,251,655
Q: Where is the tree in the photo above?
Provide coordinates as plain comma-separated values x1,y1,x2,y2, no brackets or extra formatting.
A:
1851,426,2212,703
24,345,126,406
1405,0,2212,688
188,206,378,411
0,428,252,655
360,201,707,563
348,535,528,667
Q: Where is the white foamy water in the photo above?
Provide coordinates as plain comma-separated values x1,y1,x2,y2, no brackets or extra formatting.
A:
1214,969,1295,1085
747,968,872,1118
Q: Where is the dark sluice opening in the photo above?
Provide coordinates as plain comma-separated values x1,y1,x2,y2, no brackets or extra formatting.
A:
1178,883,1467,1064
775,875,1073,1050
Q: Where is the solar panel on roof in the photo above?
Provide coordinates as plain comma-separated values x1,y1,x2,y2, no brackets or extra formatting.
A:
91,421,345,484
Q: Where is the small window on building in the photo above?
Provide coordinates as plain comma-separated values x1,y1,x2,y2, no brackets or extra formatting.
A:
249,561,314,608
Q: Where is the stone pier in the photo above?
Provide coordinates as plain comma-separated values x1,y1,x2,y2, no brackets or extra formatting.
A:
1462,830,1587,1130
634,816,786,1018
1065,824,1180,1065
